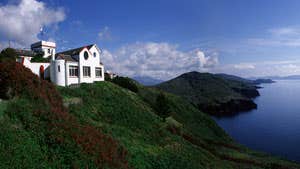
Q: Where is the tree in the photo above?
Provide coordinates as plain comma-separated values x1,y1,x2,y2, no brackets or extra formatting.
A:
156,92,171,121
111,76,138,93
30,53,49,63
0,48,17,62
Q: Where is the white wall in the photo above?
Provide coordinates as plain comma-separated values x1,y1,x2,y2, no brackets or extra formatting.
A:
89,45,105,81
22,57,50,79
78,46,105,83
50,60,66,86
65,62,79,86
31,41,56,59
19,43,105,87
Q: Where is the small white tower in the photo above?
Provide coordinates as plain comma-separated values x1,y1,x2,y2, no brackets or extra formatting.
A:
31,41,56,60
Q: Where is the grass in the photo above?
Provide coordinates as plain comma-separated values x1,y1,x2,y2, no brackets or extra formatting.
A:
0,62,128,169
0,60,299,168
156,72,259,115
1,51,298,168
58,81,300,169
0,100,7,117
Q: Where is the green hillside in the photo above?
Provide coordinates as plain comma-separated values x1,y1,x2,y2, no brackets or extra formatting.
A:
59,81,300,169
156,71,260,116
0,57,299,168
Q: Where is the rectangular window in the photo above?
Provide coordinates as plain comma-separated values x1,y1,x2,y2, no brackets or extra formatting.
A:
95,67,102,78
83,66,91,77
69,66,78,77
58,65,60,72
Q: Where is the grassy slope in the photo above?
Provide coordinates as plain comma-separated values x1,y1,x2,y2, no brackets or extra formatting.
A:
57,82,300,169
0,76,298,168
156,72,259,115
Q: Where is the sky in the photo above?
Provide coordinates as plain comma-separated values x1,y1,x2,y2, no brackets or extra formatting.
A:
2,0,300,80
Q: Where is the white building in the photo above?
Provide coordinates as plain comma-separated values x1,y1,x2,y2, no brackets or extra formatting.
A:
16,41,105,86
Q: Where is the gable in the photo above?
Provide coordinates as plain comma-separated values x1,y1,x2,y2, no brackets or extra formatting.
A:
57,44,94,56
88,45,101,61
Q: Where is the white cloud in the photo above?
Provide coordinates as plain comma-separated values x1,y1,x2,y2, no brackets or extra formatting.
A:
102,42,218,80
269,27,300,36
212,59,300,78
248,26,300,47
0,0,65,47
98,26,111,41
196,50,219,68
234,63,255,70
101,41,300,79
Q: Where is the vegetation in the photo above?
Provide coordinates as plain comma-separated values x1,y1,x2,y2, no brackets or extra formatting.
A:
30,53,50,63
155,92,171,120
1,50,300,168
0,61,128,169
111,76,139,93
0,48,17,62
156,71,259,116
58,80,300,169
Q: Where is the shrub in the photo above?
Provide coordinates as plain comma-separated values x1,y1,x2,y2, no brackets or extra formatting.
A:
111,76,138,93
30,53,50,63
0,48,17,62
0,60,129,169
104,73,112,81
155,92,171,120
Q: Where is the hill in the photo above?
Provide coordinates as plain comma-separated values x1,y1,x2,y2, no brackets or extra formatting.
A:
217,73,275,85
216,73,254,84
58,78,300,169
156,71,260,116
253,78,275,84
0,55,299,168
132,76,164,86
261,75,300,80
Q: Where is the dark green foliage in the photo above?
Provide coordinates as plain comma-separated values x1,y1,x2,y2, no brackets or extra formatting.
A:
156,71,259,115
104,73,112,81
155,92,171,120
0,62,129,169
59,82,300,169
111,76,138,92
0,48,17,62
30,53,50,63
0,60,299,169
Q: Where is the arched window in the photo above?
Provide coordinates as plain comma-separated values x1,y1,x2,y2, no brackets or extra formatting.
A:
84,51,89,60
93,52,97,58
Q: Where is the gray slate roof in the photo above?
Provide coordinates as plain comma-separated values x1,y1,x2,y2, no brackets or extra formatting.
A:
56,44,94,56
56,54,78,62
14,49,36,57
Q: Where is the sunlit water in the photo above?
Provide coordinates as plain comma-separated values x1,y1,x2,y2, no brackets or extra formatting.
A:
213,80,300,162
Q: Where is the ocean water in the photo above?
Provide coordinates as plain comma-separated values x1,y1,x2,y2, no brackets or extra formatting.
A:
213,80,300,162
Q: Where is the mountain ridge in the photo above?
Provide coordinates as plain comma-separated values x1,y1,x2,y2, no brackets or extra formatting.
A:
0,51,299,168
156,71,260,116
132,76,164,85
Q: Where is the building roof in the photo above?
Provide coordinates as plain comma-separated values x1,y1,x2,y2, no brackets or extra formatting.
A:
56,44,94,56
31,41,56,48
14,49,36,57
56,54,78,62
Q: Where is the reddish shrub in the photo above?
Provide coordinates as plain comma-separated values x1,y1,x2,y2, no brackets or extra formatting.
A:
0,61,129,169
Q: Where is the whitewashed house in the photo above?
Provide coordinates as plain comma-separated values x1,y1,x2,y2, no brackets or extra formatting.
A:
16,41,105,86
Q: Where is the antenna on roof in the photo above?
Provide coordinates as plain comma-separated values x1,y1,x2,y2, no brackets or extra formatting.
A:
8,40,11,48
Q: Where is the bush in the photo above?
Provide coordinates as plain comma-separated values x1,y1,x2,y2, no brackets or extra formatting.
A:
111,76,138,93
104,73,112,81
0,48,17,62
155,92,171,120
0,61,129,168
30,53,50,63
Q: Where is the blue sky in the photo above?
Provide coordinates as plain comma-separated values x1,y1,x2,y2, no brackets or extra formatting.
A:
2,0,300,79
